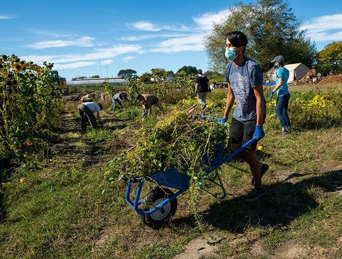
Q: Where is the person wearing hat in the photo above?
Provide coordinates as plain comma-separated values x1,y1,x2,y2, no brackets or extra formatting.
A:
136,94,164,120
112,92,129,113
269,56,291,136
220,31,268,201
77,102,103,131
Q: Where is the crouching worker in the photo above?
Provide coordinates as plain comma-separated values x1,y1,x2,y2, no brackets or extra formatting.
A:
77,102,103,131
112,92,129,113
136,94,164,120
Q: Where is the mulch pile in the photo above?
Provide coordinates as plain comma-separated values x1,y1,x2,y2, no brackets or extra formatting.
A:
318,74,342,85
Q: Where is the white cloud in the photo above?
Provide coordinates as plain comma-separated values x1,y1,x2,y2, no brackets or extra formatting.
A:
28,36,95,49
54,61,96,69
130,21,161,31
122,56,135,63
129,20,189,32
101,59,114,65
119,33,186,41
193,9,231,31
151,34,205,53
0,15,15,19
146,9,232,53
21,44,143,69
301,14,342,42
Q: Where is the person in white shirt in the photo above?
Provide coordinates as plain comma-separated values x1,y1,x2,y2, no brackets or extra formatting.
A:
77,102,103,131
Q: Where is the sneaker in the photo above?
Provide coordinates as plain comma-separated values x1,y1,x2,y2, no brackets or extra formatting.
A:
281,128,291,136
252,163,269,185
246,187,266,201
201,103,207,111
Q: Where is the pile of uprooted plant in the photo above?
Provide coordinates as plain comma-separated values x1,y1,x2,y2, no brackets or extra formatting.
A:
106,110,229,181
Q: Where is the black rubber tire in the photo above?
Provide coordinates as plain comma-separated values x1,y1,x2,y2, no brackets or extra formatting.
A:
140,187,177,228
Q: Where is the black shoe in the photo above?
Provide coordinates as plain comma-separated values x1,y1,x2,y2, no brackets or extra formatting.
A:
246,187,266,201
252,163,269,185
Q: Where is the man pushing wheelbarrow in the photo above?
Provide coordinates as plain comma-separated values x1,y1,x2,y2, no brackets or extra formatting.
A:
221,31,269,201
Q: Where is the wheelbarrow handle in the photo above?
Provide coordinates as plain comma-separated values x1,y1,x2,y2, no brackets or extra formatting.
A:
220,137,257,164
200,114,222,123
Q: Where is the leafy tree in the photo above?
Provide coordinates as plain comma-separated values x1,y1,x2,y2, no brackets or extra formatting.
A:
205,0,316,72
90,75,100,78
139,72,152,83
205,71,225,83
176,65,197,76
151,68,167,77
315,41,342,75
118,69,137,79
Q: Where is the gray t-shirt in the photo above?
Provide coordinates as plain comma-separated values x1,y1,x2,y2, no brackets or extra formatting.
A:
225,57,264,122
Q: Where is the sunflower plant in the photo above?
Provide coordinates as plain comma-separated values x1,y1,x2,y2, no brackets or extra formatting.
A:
0,54,62,167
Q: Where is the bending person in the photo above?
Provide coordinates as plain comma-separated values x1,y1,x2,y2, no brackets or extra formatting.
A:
136,94,163,120
77,102,103,131
112,92,129,113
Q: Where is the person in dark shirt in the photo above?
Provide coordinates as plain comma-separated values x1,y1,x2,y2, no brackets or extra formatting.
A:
136,94,163,120
195,69,210,110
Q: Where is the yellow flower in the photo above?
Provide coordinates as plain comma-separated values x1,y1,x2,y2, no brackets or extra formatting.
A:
14,63,24,72
26,139,32,146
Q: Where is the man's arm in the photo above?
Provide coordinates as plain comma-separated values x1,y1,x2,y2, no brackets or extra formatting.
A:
96,112,102,122
223,83,235,119
253,85,264,125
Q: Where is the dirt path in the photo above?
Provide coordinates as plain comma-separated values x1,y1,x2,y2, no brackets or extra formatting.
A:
48,108,132,168
49,111,99,167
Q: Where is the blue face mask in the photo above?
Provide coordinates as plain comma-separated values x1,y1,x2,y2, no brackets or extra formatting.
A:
273,63,278,68
225,47,237,61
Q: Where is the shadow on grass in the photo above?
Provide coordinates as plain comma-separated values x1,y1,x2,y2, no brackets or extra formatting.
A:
172,170,342,233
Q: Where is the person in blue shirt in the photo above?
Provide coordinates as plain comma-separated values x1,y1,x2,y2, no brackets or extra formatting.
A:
269,56,291,136
221,31,268,201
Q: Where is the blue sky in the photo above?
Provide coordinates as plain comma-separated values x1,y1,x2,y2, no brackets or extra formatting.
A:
1,0,342,80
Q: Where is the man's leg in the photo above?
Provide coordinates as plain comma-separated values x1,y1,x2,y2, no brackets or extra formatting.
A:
83,105,97,128
78,104,87,131
197,92,206,110
235,148,262,188
155,98,164,112
230,118,264,188
112,97,116,112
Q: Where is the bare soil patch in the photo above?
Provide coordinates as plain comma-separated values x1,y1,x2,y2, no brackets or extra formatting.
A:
318,74,342,85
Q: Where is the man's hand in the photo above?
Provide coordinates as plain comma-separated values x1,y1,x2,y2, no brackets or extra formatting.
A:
269,91,274,100
221,118,227,123
253,125,265,140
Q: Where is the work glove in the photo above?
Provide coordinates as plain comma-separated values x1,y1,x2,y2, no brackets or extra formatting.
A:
269,91,274,100
253,125,265,140
221,118,227,123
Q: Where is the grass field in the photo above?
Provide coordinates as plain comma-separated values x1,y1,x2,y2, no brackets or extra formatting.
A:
1,83,342,258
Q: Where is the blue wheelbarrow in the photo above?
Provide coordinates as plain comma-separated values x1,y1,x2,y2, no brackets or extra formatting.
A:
125,116,257,228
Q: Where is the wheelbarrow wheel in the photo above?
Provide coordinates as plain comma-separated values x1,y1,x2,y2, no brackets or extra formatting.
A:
141,187,177,228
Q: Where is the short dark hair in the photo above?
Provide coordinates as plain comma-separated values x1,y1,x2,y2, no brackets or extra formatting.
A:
225,31,248,48
197,69,203,75
136,94,143,101
97,103,103,110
